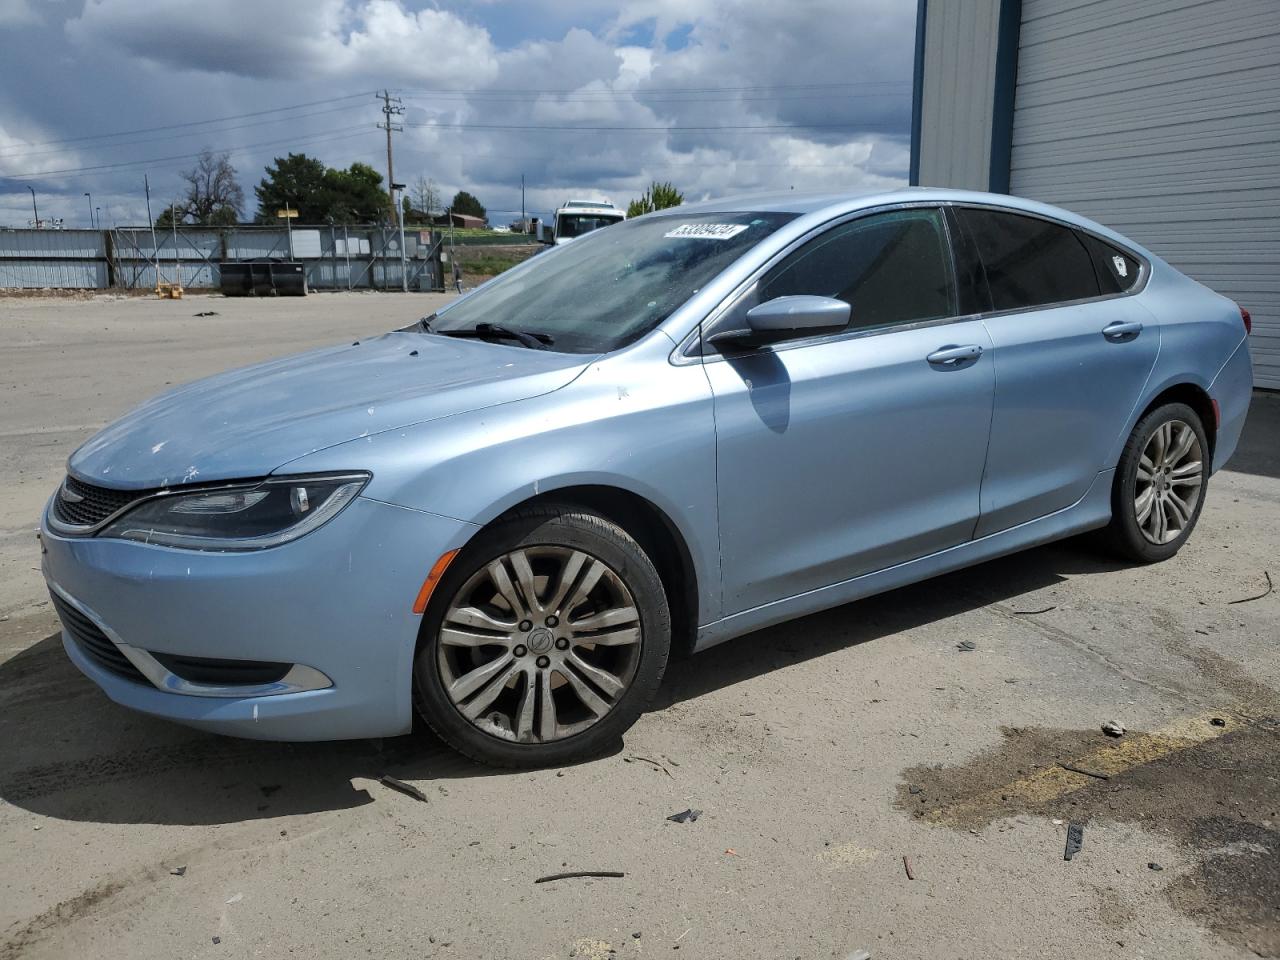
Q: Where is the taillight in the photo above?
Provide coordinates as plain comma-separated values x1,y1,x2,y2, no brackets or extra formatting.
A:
1240,306,1252,335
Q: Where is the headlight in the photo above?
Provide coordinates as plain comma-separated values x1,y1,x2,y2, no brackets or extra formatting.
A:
98,473,369,551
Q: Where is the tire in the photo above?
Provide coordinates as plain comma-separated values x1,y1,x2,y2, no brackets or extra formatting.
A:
413,503,671,768
1102,402,1210,563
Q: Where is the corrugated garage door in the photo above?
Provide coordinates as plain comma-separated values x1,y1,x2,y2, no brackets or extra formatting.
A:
1009,0,1280,388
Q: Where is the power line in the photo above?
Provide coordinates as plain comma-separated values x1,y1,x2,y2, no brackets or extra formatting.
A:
404,121,905,133
3,126,373,181
11,91,378,150
402,80,909,95
0,103,372,162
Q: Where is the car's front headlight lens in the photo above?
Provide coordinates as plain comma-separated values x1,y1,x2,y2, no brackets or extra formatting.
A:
99,473,369,551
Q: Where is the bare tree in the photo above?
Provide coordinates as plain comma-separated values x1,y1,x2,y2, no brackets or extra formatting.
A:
412,175,441,217
177,149,244,225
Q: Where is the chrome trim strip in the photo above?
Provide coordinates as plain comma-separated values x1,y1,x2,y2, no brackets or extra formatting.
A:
48,580,333,699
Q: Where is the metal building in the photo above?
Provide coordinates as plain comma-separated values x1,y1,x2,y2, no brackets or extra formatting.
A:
910,0,1280,389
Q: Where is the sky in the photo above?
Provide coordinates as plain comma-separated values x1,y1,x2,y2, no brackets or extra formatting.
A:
0,0,917,228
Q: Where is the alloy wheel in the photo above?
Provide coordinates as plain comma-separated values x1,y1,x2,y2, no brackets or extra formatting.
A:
437,546,643,743
1134,419,1203,545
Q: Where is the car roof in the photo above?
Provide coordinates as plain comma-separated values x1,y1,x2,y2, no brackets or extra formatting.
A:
668,187,1151,257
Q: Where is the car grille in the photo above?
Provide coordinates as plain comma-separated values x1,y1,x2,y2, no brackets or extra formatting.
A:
52,475,153,528
50,592,149,685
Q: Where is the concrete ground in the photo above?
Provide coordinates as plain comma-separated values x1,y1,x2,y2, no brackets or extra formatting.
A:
1,292,1277,960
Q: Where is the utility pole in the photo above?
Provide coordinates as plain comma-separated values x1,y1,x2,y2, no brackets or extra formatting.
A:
521,174,525,227
84,192,94,229
376,90,404,226
27,186,38,226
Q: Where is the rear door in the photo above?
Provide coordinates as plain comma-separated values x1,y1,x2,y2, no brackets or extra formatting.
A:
702,207,995,615
952,207,1159,537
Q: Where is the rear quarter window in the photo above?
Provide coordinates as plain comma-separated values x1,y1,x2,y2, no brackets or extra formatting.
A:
1080,233,1141,294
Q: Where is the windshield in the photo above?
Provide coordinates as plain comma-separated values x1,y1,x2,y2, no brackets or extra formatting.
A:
430,211,795,353
556,213,623,239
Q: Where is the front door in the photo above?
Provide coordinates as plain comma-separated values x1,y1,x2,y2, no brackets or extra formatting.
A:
702,208,996,616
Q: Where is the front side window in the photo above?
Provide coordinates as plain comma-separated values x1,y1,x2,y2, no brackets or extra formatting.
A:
430,211,795,353
758,208,957,331
957,208,1099,310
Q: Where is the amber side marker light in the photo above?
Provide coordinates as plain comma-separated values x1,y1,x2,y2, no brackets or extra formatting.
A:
412,549,459,614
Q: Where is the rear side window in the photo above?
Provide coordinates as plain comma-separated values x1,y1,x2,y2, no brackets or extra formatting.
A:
957,208,1099,311
760,208,956,330
1080,233,1140,294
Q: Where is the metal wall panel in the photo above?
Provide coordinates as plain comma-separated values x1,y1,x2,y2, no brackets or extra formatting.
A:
1010,0,1280,388
916,0,1002,190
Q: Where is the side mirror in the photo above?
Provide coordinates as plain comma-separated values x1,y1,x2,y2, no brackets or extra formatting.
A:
709,295,850,349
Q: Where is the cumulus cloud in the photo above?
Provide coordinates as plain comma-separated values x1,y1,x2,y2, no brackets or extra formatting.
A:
3,0,914,226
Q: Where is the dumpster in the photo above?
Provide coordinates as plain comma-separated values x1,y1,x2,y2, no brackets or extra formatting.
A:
219,261,307,296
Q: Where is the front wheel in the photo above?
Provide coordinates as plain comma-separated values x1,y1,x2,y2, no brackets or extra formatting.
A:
413,504,671,768
1102,402,1210,563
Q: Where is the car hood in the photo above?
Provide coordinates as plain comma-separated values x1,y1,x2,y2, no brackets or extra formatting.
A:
68,331,592,489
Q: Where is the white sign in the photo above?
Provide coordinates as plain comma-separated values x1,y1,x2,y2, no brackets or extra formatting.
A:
664,223,749,240
1111,255,1128,278
292,229,322,259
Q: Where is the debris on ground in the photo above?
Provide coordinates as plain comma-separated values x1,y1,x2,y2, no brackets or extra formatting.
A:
1101,720,1126,738
380,775,429,803
1149,862,1164,871
225,893,242,904
1064,823,1084,861
846,950,872,960
1227,570,1272,604
957,640,976,652
534,870,625,884
1059,761,1110,781
212,936,221,945
193,310,219,317
1013,606,1057,615
724,848,738,856
666,808,702,824
625,755,674,778
169,866,186,877
1210,717,1227,727
908,785,923,795
902,855,915,880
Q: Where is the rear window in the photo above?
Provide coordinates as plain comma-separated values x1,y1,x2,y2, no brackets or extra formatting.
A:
1080,233,1141,294
957,208,1099,311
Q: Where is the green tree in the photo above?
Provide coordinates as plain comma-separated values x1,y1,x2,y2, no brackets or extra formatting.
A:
627,181,684,218
254,153,327,222
322,162,388,223
450,190,486,221
253,155,388,223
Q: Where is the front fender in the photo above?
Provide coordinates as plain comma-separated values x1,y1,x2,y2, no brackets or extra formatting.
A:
285,336,723,625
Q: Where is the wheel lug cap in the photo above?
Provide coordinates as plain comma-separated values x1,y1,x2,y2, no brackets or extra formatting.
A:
546,615,559,628
513,644,527,657
555,637,569,650
519,620,532,632
536,655,550,669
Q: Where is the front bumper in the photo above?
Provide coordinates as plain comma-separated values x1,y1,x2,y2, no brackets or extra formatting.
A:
41,494,475,741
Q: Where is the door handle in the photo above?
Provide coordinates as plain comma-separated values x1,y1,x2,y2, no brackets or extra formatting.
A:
927,344,984,365
1103,320,1143,341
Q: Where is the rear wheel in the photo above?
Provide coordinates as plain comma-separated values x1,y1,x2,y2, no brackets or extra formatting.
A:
413,504,670,767
1103,402,1209,563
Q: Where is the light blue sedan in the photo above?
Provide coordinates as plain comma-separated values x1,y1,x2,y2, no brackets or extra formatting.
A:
41,189,1254,766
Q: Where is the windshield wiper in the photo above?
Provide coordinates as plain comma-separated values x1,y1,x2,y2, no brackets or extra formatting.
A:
418,313,437,332
437,322,554,350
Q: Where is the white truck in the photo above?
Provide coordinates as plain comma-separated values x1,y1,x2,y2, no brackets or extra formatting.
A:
536,199,625,246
